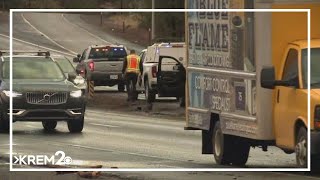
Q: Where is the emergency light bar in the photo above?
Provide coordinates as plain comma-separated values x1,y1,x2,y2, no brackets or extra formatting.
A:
0,50,50,57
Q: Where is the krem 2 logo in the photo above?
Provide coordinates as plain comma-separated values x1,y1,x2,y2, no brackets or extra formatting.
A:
13,150,72,166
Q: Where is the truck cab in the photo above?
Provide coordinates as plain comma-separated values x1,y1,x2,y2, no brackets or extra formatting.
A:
261,39,320,167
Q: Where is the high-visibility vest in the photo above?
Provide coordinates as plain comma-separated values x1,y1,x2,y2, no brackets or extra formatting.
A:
126,54,140,73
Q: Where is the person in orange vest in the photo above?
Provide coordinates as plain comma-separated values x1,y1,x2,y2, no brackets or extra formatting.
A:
122,49,143,102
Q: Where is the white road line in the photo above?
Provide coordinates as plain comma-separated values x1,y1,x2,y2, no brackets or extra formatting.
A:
20,13,78,55
0,33,76,57
61,13,112,45
69,144,186,163
88,123,119,128
0,144,17,146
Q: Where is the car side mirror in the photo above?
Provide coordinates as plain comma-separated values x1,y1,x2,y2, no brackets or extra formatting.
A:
275,76,299,88
73,57,80,63
261,66,299,89
261,66,276,89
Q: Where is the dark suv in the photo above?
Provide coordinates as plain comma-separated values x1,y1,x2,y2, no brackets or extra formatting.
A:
0,52,86,133
74,45,128,92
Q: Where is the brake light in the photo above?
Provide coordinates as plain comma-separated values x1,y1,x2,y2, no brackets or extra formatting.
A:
152,66,157,78
79,69,85,77
88,60,94,71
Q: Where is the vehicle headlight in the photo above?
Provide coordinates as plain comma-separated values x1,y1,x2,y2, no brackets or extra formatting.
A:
70,90,82,98
3,90,22,97
74,78,85,85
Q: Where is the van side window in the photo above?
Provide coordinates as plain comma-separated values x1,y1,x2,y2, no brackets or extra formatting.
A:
282,48,298,81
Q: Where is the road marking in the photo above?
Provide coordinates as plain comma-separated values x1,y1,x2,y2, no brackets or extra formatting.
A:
272,172,320,180
69,144,186,163
61,13,111,45
88,123,119,128
0,33,75,57
0,144,17,146
20,13,78,55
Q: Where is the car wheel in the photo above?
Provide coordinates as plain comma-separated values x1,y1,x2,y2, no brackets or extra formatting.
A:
145,81,155,103
0,113,9,132
296,126,307,167
118,82,125,92
133,91,139,101
42,121,57,132
68,115,84,133
311,155,320,172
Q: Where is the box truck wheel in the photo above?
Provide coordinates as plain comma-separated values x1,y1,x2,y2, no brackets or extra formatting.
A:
230,140,250,166
212,121,233,165
212,121,250,166
295,127,307,167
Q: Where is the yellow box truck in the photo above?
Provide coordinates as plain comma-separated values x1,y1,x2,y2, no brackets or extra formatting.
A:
185,0,320,167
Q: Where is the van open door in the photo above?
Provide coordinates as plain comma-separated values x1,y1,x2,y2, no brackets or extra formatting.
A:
157,56,186,98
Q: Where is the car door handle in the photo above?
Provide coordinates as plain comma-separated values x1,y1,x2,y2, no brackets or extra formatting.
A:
277,89,280,103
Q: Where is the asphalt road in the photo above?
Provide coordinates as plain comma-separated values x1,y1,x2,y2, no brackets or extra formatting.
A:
0,12,317,179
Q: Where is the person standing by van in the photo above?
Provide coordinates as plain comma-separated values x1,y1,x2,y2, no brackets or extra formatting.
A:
122,49,142,102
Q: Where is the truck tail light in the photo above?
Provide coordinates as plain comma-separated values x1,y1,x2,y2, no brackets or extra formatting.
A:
315,106,320,130
80,69,85,77
152,66,157,78
88,60,94,72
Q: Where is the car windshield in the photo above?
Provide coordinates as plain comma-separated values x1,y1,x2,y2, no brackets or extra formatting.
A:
302,48,320,88
54,57,76,75
88,46,127,60
2,57,65,81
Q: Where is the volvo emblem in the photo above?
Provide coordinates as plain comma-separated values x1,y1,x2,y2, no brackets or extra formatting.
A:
43,94,51,101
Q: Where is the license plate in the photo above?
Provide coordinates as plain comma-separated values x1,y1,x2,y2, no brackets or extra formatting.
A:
110,75,118,79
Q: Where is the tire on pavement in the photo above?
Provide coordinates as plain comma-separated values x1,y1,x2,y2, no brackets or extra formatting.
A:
118,82,125,92
212,121,250,166
311,155,320,171
42,121,57,132
0,113,9,132
145,80,155,103
296,126,307,167
68,115,84,133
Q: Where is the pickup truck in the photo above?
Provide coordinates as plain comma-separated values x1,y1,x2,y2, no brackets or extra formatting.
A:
73,45,128,92
135,43,186,103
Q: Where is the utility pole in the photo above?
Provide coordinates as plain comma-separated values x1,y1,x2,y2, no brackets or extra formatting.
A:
121,0,125,33
151,0,155,41
100,12,102,26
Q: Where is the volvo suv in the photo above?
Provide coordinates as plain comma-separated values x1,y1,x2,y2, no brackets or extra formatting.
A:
0,51,86,133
